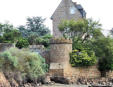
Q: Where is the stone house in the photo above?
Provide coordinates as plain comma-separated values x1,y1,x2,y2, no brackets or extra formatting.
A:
51,0,86,38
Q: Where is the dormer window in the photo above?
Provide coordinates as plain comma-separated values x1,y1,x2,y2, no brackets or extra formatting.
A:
69,6,76,14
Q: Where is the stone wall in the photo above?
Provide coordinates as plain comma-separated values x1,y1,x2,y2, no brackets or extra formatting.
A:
64,64,101,78
106,71,113,78
0,43,14,52
29,45,45,53
49,39,101,80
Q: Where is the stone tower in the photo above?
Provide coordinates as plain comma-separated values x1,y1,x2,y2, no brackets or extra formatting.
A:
51,0,86,38
49,38,72,77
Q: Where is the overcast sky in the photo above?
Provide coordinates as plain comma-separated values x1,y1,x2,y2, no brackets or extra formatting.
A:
0,0,112,35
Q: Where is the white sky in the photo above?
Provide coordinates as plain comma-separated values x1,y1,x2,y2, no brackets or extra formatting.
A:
0,0,113,35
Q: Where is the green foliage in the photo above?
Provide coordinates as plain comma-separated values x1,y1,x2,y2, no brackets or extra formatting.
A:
18,16,52,47
70,49,97,67
0,36,4,43
35,37,44,44
0,51,18,70
16,38,29,49
0,23,14,34
18,16,50,38
0,47,48,80
28,34,52,48
28,34,38,45
0,23,21,43
0,18,51,49
93,37,113,72
59,19,103,40
36,34,52,47
3,30,21,43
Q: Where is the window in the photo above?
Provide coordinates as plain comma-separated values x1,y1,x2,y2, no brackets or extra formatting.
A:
70,6,76,14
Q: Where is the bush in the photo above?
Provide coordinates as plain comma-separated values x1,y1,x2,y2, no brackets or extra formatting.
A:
35,34,52,47
0,36,4,43
70,50,97,67
36,37,44,44
16,38,29,49
28,34,52,48
0,47,48,81
36,37,50,47
28,34,38,45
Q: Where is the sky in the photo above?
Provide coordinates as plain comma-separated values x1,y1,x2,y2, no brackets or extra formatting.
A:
0,0,113,35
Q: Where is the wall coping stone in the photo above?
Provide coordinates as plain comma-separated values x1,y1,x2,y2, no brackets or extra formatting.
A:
50,38,72,44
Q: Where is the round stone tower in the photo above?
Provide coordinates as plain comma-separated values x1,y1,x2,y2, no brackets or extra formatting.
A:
50,38,72,63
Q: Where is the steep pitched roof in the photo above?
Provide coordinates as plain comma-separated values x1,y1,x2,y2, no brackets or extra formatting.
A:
51,0,86,19
75,4,86,18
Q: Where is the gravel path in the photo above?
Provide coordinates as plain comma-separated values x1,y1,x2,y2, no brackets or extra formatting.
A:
41,83,88,87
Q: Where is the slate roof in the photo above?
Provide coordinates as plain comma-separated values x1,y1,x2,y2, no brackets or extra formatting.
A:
73,2,86,18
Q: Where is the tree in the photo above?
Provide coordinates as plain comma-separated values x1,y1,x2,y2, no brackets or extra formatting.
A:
59,18,104,50
18,16,50,37
3,29,21,43
93,37,113,76
0,23,14,36
0,23,21,43
59,19,104,41
18,25,28,37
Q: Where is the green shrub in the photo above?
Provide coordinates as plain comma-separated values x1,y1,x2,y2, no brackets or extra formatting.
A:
36,37,50,48
0,47,48,80
28,34,52,48
16,38,29,49
70,50,97,67
36,37,44,44
36,34,52,48
28,34,38,45
0,36,4,43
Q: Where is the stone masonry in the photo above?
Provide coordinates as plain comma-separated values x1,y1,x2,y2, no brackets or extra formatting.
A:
51,0,86,38
49,38,101,82
49,38,72,77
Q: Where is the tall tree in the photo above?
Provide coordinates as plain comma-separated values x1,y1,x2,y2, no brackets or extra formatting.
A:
93,37,113,76
18,17,50,37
